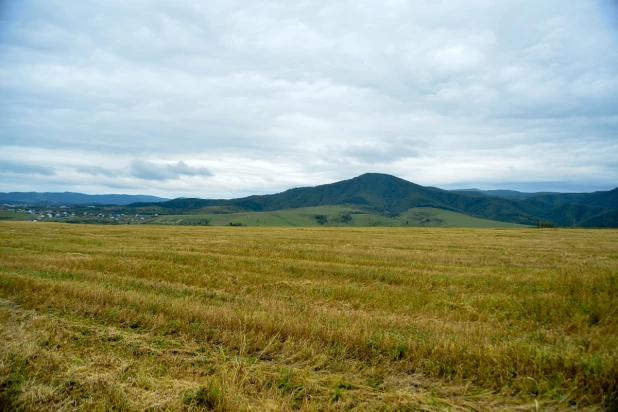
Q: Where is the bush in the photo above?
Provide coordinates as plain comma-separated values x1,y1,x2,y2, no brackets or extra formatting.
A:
313,215,328,225
338,213,352,224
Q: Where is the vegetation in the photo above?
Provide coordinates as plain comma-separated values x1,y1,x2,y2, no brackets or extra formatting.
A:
4,174,616,228
313,214,328,225
579,210,618,228
0,211,37,221
127,174,618,227
337,212,353,224
146,207,529,228
1,222,617,410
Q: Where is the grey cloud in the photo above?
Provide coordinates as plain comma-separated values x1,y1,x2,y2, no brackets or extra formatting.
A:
2,161,56,176
75,165,117,177
345,143,421,164
166,161,213,177
130,160,212,181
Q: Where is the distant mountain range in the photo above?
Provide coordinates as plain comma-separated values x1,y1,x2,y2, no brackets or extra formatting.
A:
451,189,559,200
0,192,169,206
3,174,616,227
127,173,617,227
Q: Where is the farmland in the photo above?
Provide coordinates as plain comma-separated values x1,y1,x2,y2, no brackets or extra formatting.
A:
1,222,617,410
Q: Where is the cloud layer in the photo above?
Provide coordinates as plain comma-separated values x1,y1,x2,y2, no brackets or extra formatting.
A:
1,0,617,197
130,160,212,181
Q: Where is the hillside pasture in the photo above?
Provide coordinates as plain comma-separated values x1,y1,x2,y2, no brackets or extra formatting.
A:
0,211,38,221
150,206,528,228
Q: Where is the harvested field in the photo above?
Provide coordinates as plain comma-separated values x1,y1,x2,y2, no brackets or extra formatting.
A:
1,222,617,410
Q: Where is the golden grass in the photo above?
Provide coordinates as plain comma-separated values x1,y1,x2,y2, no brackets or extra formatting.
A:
1,222,617,410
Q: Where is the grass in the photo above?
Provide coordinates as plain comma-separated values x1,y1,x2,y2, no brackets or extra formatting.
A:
150,206,528,228
0,222,616,410
0,211,38,221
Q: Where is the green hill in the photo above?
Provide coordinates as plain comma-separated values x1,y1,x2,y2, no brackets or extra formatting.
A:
578,210,618,228
452,189,557,200
148,206,529,228
13,174,615,227
541,203,609,227
127,173,617,227
132,173,551,225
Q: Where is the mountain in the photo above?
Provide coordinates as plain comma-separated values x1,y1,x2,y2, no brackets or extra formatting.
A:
577,210,618,228
540,203,608,227
0,192,169,206
451,189,558,200
526,188,618,209
452,187,618,208
132,173,618,226
9,175,613,226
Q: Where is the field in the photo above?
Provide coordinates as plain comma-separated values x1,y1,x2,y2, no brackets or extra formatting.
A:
149,206,528,228
1,222,617,411
0,211,38,221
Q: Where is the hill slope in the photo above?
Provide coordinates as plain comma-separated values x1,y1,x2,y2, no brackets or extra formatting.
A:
8,174,616,227
131,174,556,225
146,206,527,228
451,189,557,200
578,210,618,228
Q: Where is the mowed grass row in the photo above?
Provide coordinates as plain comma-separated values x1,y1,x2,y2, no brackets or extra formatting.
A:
1,222,617,410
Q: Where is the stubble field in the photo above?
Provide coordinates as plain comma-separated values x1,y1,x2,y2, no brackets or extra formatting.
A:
0,222,617,411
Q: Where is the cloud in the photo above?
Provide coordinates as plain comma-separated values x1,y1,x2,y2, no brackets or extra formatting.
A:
344,142,421,164
75,165,117,177
432,45,486,73
130,160,213,181
2,161,56,176
0,0,617,196
166,160,213,177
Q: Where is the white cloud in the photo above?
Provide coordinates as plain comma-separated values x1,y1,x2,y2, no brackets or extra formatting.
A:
432,45,486,73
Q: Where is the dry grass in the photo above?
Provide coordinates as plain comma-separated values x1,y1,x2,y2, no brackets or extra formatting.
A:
1,222,617,410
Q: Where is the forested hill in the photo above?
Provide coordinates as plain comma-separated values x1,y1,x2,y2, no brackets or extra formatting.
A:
130,173,618,227
454,187,618,208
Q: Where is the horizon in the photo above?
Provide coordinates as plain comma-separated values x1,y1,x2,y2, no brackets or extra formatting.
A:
1,1,617,198
2,172,616,202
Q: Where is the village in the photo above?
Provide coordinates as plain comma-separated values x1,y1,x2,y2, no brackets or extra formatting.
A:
0,204,158,224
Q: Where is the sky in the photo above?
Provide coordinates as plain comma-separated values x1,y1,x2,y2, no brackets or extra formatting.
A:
1,0,617,199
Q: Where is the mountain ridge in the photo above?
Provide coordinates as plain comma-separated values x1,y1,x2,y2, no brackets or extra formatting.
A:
0,192,169,206
129,173,617,227
4,174,616,227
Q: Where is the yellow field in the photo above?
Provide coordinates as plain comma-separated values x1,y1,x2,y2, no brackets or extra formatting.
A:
1,222,617,411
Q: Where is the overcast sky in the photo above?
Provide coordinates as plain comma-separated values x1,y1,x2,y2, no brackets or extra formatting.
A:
1,0,617,198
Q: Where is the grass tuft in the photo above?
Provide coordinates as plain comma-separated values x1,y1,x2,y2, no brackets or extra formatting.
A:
183,380,226,411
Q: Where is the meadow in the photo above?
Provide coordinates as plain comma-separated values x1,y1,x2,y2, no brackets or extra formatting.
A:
148,206,527,228
0,222,616,410
0,211,38,221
